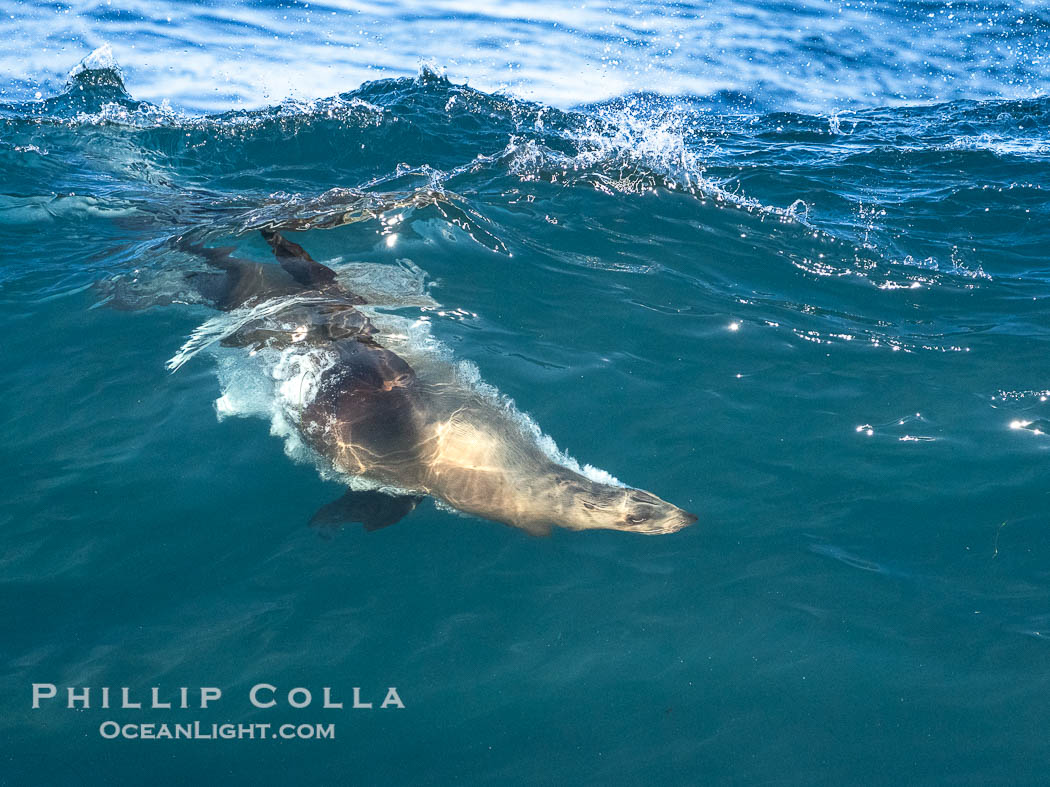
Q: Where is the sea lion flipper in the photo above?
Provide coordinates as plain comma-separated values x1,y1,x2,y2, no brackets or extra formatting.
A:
261,229,344,290
176,236,302,309
309,489,422,532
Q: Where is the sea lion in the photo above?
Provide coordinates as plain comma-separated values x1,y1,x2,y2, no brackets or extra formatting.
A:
172,230,697,536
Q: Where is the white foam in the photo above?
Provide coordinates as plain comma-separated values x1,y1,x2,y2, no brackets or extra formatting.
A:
65,91,382,132
67,44,119,80
502,103,810,225
946,134,1050,157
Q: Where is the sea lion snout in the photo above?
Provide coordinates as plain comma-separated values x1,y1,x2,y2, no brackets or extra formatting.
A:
567,485,697,535
617,488,697,534
622,507,698,535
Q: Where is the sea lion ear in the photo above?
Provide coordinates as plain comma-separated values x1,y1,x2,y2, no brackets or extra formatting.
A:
309,489,422,533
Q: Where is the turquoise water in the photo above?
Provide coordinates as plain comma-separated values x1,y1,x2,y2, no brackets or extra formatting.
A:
3,3,1050,784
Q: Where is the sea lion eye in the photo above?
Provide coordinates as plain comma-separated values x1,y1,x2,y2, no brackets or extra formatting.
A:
582,502,597,511
626,514,649,525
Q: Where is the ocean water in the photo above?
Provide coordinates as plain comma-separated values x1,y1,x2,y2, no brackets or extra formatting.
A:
2,2,1050,784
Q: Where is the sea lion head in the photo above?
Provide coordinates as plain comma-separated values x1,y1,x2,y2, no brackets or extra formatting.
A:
563,481,697,535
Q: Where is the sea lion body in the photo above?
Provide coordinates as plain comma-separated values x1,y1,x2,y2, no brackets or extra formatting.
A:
176,231,697,535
